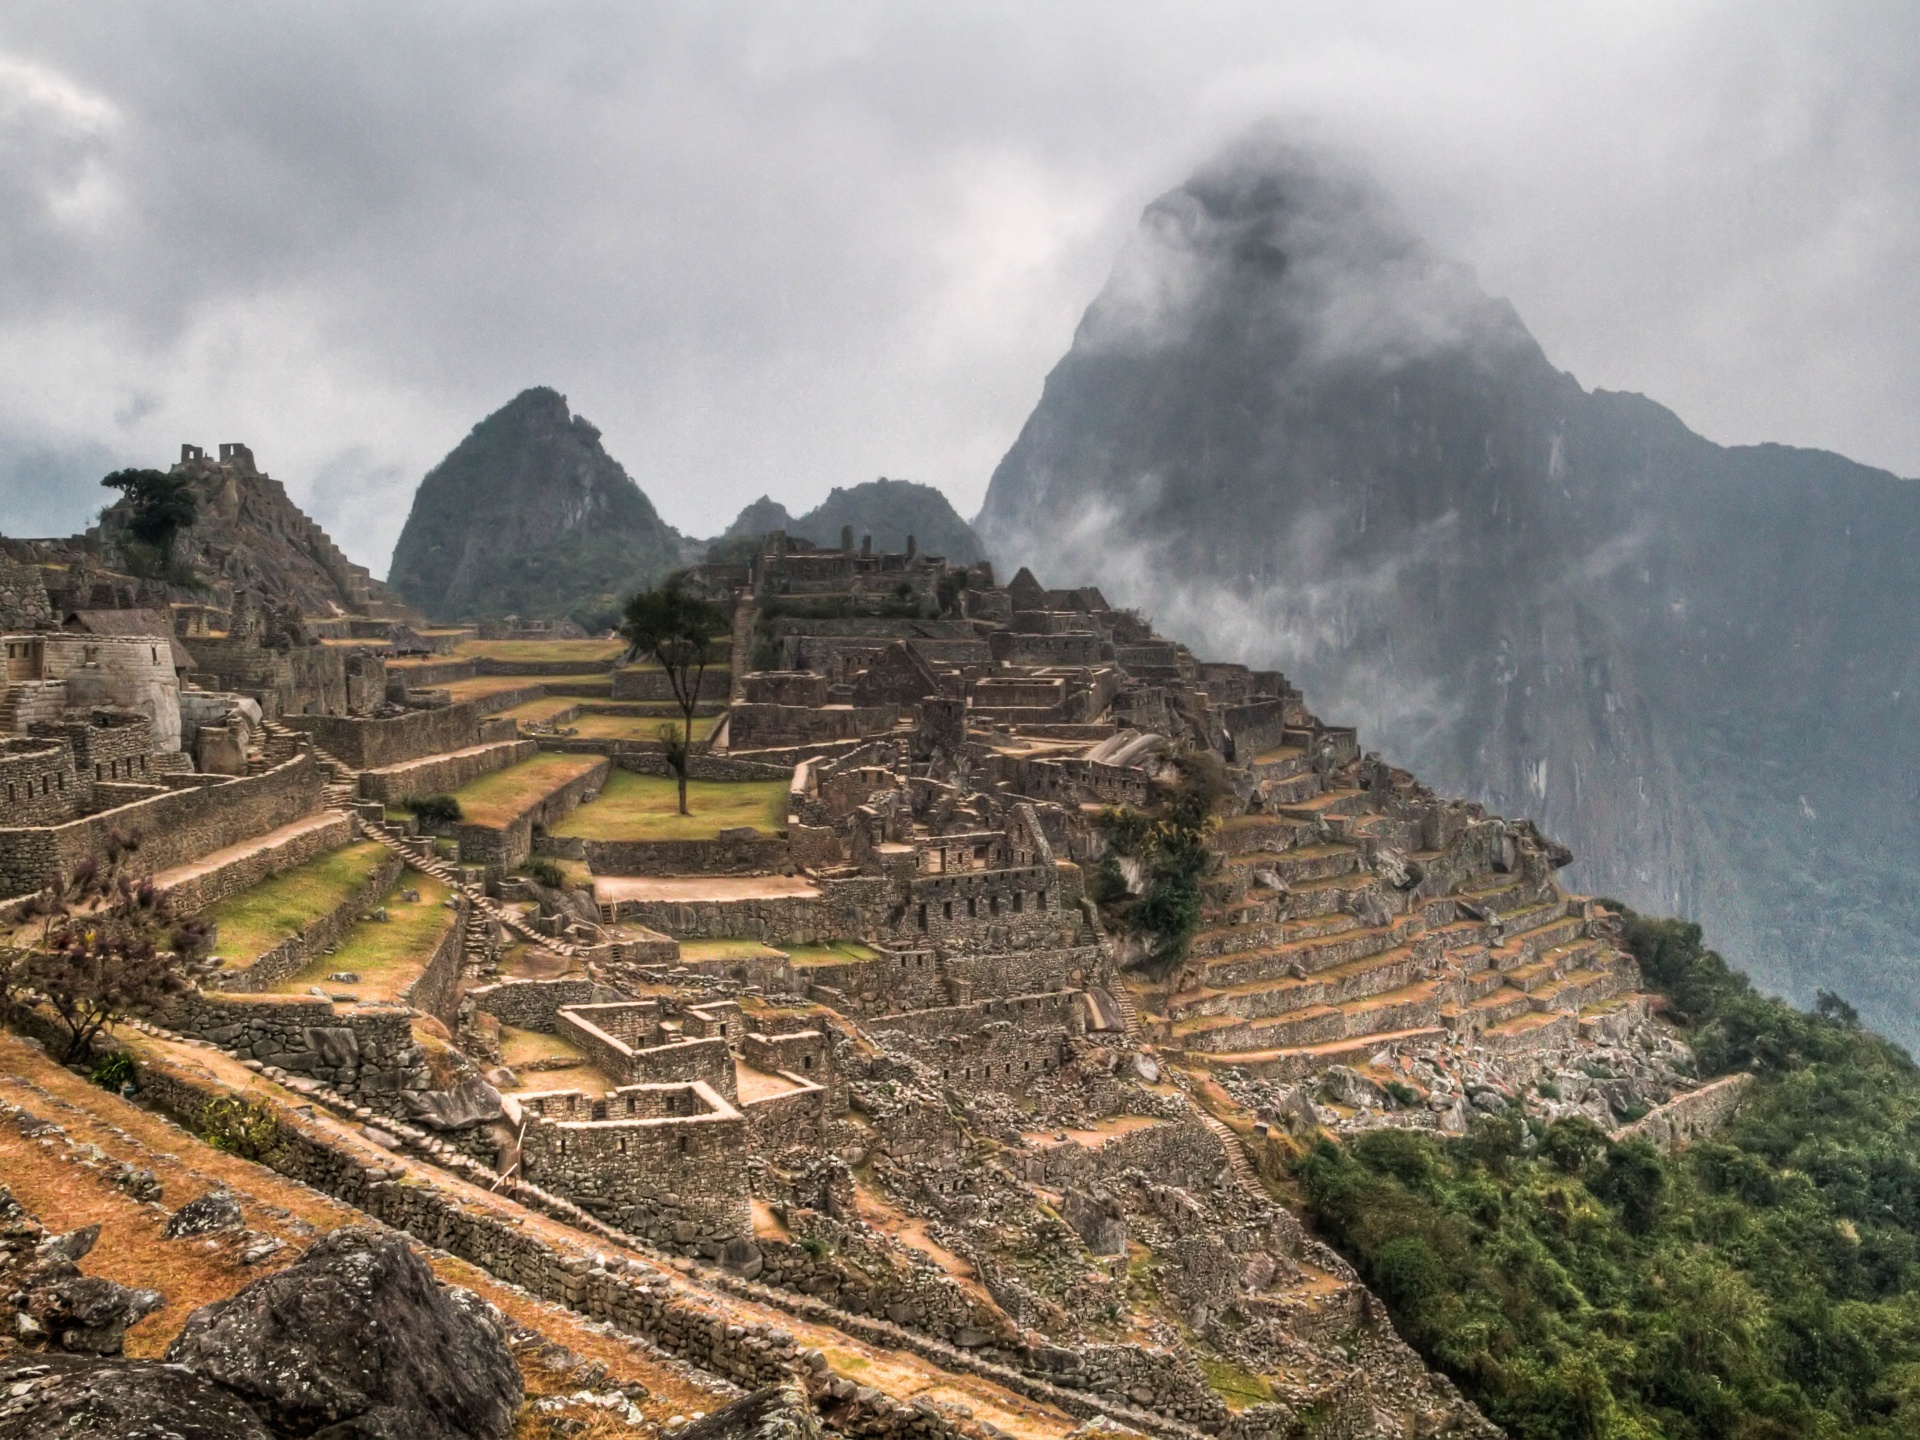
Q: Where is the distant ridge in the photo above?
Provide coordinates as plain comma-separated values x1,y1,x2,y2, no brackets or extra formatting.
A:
785,478,984,562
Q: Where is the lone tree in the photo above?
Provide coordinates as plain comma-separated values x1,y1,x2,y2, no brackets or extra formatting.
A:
101,468,199,559
621,575,726,816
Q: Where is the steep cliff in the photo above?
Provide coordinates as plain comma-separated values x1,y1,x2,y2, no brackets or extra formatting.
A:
388,388,686,623
978,136,1920,1041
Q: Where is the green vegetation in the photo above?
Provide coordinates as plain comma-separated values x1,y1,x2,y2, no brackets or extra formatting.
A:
1295,909,1920,1440
275,875,456,1001
102,467,198,565
784,940,880,968
445,753,602,828
521,858,566,890
89,1051,136,1092
198,1094,283,1161
402,795,462,826
548,770,786,842
1088,751,1225,976
203,841,390,964
454,637,627,663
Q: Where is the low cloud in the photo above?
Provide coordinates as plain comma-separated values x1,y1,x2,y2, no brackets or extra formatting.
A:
1,3,1916,577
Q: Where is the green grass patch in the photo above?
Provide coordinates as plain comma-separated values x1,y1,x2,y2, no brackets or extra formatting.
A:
678,938,788,964
503,696,577,725
455,638,628,664
784,940,881,968
566,712,718,742
547,770,786,842
275,873,456,1002
449,752,604,828
1200,1360,1275,1410
205,841,391,965
440,674,547,702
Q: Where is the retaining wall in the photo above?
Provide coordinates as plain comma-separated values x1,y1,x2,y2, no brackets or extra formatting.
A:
358,739,538,805
0,751,322,898
208,848,405,993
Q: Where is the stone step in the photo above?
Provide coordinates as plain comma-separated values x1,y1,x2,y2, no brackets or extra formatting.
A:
1479,1009,1576,1055
1194,1025,1448,1075
1214,814,1311,857
1172,979,1446,1055
1246,745,1310,782
1258,770,1322,806
1223,843,1363,887
1169,944,1421,1022
1457,986,1533,1028
1197,918,1414,988
1276,787,1372,822
1529,966,1629,1013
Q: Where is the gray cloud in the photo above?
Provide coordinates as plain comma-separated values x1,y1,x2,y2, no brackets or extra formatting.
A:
1,2,1916,573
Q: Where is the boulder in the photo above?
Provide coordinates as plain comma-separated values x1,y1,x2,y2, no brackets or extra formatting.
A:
678,1385,822,1440
0,1351,271,1439
165,1191,246,1240
165,1226,522,1440
403,1078,505,1132
23,1275,164,1355
1060,1188,1128,1256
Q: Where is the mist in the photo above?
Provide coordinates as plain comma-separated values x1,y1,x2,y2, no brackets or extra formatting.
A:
1,3,1917,579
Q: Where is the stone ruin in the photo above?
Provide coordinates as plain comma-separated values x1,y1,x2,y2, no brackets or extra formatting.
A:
0,501,1718,1440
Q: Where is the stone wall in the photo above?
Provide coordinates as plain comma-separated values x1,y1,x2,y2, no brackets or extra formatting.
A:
453,756,609,868
0,736,81,825
37,632,181,751
1023,1117,1228,1195
466,977,601,1032
165,992,432,1114
741,1078,830,1157
401,898,469,1027
539,831,792,877
612,668,733,702
1621,1073,1754,1152
0,750,322,899
358,738,537,805
208,848,405,993
160,811,354,916
728,704,898,751
286,703,482,768
869,993,1080,1094
556,1007,737,1100
513,1080,752,1248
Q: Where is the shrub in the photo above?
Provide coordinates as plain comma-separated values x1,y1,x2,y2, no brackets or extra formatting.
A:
405,793,463,825
523,858,566,890
199,1095,282,1162
90,1051,136,1093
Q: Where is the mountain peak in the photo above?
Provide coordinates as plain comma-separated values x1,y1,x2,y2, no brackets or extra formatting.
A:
387,388,683,623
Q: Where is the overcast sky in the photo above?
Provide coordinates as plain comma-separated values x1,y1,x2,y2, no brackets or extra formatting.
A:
2,2,1915,577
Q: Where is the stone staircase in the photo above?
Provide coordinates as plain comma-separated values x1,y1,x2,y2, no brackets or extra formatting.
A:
1137,777,1640,1077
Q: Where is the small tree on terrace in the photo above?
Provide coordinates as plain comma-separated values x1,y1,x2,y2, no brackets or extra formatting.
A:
30,876,204,1062
621,575,727,816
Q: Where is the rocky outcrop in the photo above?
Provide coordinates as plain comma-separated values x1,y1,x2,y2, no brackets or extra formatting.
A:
0,1350,273,1440
389,387,687,624
164,1226,522,1440
1,1190,162,1356
977,132,1920,1044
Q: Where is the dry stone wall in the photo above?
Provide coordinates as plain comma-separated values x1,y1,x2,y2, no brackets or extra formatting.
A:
0,750,321,898
287,704,482,767
160,812,354,916
358,738,537,804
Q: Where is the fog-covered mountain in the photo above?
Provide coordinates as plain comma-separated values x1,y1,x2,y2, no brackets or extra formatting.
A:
723,478,985,562
979,135,1920,1043
389,388,685,624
